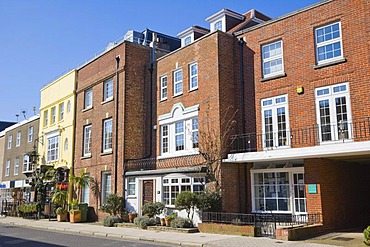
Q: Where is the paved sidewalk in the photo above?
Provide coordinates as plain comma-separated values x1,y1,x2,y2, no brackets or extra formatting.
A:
0,216,339,247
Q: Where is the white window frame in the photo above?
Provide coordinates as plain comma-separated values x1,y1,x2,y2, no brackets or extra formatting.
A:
23,154,32,173
261,95,290,149
103,78,113,102
189,62,198,91
5,160,10,177
162,174,205,206
16,131,21,147
83,125,92,156
103,118,113,153
262,40,284,78
44,110,49,127
81,174,90,204
84,88,93,109
28,126,33,143
14,157,19,175
158,103,199,158
214,20,223,31
173,69,183,96
7,135,12,149
192,117,199,148
315,82,352,143
160,75,168,101
59,103,64,121
251,167,306,214
161,125,169,154
184,36,191,46
51,106,56,124
101,171,111,204
47,135,59,163
127,177,136,196
315,21,343,65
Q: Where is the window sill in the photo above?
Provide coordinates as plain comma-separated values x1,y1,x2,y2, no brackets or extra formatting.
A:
101,98,114,105
158,149,199,160
101,150,113,156
173,93,183,98
82,106,93,112
313,58,347,69
81,155,92,160
260,73,287,82
159,98,167,102
189,87,198,92
126,196,137,199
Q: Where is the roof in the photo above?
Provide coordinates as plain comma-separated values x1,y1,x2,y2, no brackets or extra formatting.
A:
234,0,335,36
2,115,40,133
227,9,271,34
0,121,16,132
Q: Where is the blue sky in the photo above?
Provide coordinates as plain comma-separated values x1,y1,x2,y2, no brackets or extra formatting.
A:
0,0,320,122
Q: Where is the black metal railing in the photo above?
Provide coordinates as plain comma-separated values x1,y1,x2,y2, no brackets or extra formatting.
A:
230,118,370,153
125,157,156,171
200,211,322,225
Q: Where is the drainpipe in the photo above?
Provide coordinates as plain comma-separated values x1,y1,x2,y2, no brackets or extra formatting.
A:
114,55,120,194
238,38,248,213
68,70,77,204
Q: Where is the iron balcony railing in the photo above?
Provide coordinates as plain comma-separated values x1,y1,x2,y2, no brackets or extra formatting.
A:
230,118,370,153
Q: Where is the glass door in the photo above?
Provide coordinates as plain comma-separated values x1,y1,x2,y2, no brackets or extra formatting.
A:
292,173,306,213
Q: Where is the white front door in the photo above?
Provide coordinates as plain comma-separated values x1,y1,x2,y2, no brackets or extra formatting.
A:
292,172,306,214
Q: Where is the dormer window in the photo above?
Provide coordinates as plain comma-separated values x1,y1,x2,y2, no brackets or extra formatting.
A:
206,9,244,33
177,26,209,48
214,20,222,31
184,36,191,46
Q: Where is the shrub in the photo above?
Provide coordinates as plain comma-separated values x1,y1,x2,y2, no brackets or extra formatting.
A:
100,194,125,216
103,215,120,227
174,191,198,219
142,202,165,217
197,191,222,212
133,216,156,229
364,226,370,246
170,217,193,228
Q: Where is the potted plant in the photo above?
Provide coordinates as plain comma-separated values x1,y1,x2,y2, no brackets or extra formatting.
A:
160,217,166,226
55,207,68,222
69,199,81,223
52,189,68,222
128,210,137,223
165,213,176,227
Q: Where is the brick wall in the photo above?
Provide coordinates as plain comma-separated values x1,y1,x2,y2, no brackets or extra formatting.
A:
236,0,370,148
75,42,152,216
305,158,370,230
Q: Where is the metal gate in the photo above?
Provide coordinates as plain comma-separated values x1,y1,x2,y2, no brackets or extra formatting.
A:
255,213,276,238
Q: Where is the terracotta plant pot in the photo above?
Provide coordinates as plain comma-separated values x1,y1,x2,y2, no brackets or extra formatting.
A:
128,213,137,223
57,212,68,222
160,218,166,226
69,210,82,223
165,218,172,227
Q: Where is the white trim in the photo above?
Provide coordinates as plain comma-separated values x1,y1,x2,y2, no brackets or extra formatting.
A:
205,9,244,23
225,140,370,163
315,21,343,65
158,103,199,123
173,69,183,96
160,75,168,101
262,40,284,78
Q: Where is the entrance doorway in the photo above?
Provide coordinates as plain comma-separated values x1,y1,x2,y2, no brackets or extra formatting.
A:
142,180,155,206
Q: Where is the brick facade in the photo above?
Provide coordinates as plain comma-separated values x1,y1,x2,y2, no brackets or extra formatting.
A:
75,41,153,218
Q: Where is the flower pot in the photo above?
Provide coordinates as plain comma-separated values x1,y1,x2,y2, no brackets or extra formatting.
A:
57,212,68,222
70,210,82,223
128,213,137,223
160,218,166,226
165,218,172,227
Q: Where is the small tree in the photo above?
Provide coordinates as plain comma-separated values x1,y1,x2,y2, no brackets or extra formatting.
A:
100,194,125,217
197,191,222,212
198,103,237,192
364,226,370,246
174,191,198,220
142,202,165,217
71,170,90,203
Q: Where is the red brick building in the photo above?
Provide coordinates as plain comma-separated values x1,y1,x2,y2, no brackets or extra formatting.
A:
226,0,370,230
74,30,179,219
124,9,270,221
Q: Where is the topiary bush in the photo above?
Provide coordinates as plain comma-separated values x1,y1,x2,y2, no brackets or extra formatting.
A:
170,217,193,228
133,216,156,229
197,191,222,212
103,215,120,227
364,226,370,246
142,202,165,217
100,194,125,217
174,191,198,219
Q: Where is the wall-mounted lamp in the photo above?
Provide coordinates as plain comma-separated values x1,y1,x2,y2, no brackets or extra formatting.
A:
297,86,304,95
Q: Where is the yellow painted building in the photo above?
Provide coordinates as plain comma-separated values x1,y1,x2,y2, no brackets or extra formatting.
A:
38,70,76,173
